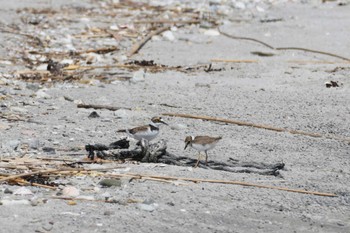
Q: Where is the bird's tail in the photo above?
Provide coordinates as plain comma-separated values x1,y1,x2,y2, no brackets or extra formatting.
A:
117,129,127,133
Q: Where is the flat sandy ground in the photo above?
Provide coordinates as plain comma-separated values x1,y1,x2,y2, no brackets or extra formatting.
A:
0,0,349,232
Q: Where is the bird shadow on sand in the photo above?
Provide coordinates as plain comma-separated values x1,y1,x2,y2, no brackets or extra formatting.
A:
85,138,285,177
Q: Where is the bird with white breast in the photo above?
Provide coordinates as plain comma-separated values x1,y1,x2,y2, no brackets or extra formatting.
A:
118,117,168,142
184,135,222,167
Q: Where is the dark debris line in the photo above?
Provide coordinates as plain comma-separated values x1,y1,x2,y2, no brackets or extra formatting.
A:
85,139,284,176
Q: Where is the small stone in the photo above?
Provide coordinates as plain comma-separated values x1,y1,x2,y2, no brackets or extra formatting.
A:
85,53,102,64
130,70,145,83
67,200,77,205
42,147,56,154
36,89,51,99
27,139,40,149
88,111,100,118
137,203,158,212
0,60,12,65
26,83,41,91
77,195,95,201
109,25,119,30
30,197,46,206
162,31,175,41
166,202,175,206
234,2,246,9
101,192,111,199
4,188,13,194
11,107,28,114
61,59,74,65
36,64,49,71
99,179,122,188
104,210,114,216
170,123,187,130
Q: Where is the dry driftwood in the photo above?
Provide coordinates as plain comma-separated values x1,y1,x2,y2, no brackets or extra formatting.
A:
162,112,350,143
86,139,284,176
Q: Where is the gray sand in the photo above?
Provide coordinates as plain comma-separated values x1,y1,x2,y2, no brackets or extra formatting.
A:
0,0,349,232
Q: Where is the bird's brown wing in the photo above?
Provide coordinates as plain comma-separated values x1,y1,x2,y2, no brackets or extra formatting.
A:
128,125,149,134
194,136,222,145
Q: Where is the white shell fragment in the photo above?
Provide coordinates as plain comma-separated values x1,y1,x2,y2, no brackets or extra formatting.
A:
62,186,80,197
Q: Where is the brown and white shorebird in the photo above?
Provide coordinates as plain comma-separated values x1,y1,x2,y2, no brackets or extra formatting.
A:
184,136,222,167
118,117,168,142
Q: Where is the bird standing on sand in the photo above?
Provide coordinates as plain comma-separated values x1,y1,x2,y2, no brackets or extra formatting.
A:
184,135,222,167
118,117,168,142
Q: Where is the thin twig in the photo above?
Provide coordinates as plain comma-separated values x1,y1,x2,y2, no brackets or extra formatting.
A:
162,113,350,143
276,47,350,61
211,59,258,63
219,28,350,61
211,59,350,64
101,173,337,197
28,46,119,56
219,29,275,49
287,60,350,64
77,103,131,111
128,26,170,57
134,19,200,24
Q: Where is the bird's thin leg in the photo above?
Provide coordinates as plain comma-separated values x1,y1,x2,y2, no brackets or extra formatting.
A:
194,152,201,168
205,151,208,166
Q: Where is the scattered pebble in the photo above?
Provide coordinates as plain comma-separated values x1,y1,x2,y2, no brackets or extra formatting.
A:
99,179,122,188
104,210,114,216
170,123,187,130
88,111,100,118
130,70,145,83
162,31,175,41
325,80,341,88
11,107,28,114
137,202,159,212
36,89,51,99
4,188,13,194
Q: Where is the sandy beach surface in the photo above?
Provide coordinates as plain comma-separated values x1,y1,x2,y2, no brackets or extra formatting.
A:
0,0,349,232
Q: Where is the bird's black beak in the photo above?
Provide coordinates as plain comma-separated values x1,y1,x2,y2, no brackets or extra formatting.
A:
184,142,190,150
161,120,168,126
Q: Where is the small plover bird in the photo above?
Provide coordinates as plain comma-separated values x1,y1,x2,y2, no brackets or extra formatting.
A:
118,117,168,142
184,135,222,167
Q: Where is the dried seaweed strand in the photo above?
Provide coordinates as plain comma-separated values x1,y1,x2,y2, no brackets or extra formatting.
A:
128,25,171,57
28,46,119,55
162,113,350,143
219,28,350,61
